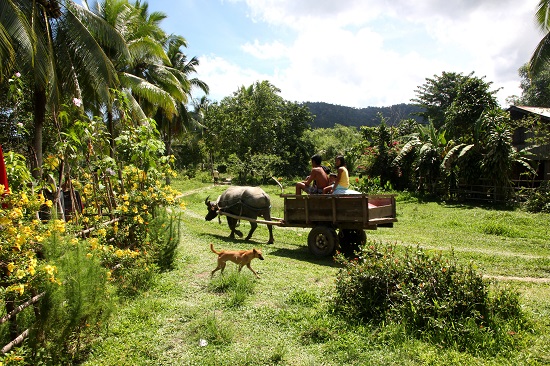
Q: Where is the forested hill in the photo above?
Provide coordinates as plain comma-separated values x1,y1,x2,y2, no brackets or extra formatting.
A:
304,102,423,128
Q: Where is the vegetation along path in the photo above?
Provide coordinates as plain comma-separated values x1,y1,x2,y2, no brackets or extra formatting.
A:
83,184,550,365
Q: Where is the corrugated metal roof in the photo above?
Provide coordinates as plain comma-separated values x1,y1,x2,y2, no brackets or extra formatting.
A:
511,105,550,118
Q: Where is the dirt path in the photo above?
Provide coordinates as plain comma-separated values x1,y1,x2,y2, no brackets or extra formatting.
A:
175,185,215,199
483,275,550,283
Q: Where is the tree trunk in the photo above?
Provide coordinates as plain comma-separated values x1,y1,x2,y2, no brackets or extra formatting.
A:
165,117,172,185
31,88,47,179
107,109,115,158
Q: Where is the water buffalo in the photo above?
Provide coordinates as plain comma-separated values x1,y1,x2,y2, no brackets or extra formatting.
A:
205,186,274,244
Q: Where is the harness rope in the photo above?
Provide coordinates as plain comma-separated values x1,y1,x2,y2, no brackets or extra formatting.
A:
216,192,271,227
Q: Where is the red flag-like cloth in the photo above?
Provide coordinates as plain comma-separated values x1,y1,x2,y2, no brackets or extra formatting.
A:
0,144,9,194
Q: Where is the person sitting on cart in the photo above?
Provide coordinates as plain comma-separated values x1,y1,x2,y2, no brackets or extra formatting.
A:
296,154,329,194
323,173,338,194
325,155,349,194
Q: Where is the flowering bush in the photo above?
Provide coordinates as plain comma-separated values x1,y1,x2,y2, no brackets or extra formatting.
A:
0,94,185,361
0,186,59,297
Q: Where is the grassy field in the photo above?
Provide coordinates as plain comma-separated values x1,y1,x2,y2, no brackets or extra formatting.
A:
82,180,550,365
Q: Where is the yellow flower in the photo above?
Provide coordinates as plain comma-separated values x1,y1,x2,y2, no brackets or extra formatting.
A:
45,199,53,208
106,271,112,281
115,249,124,258
71,238,79,245
7,262,15,273
9,207,23,220
44,264,56,276
20,193,29,205
89,238,99,250
0,216,10,225
87,253,93,258
28,266,36,276
15,269,26,279
7,283,25,295
54,219,66,233
0,184,5,195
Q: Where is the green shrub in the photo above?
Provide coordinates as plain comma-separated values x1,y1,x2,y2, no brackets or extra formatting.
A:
522,181,550,213
147,208,182,272
333,241,530,354
32,234,113,364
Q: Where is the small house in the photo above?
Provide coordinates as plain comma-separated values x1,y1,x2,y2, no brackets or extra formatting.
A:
508,105,550,183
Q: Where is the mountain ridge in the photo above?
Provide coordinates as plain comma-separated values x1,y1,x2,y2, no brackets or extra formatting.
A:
304,102,423,128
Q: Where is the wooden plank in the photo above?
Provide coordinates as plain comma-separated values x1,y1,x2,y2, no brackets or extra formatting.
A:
369,205,394,219
218,211,284,226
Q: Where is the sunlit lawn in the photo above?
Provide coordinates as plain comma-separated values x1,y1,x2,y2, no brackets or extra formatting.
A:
83,178,550,365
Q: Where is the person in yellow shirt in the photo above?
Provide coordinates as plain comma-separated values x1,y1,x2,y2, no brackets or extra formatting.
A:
327,155,349,194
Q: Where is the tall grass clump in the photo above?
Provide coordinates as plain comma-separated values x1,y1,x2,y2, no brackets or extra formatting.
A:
146,208,182,272
333,240,531,355
208,272,255,308
31,232,113,364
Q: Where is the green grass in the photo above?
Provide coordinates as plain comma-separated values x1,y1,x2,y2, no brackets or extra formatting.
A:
82,180,550,365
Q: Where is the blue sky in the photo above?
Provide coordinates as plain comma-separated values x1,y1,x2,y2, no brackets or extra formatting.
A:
145,0,542,108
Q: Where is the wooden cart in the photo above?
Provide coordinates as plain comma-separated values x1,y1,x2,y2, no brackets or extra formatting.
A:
219,193,397,257
280,194,396,257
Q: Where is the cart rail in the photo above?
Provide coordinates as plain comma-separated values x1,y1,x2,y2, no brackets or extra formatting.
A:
218,194,396,230
281,193,396,229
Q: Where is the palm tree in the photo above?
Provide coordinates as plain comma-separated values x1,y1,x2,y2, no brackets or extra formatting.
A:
89,0,182,157
393,123,449,195
529,0,550,75
159,34,209,160
2,0,127,178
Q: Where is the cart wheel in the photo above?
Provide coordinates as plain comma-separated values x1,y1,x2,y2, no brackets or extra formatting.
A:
308,226,338,257
338,229,367,256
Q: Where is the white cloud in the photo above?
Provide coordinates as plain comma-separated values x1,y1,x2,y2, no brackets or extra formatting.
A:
241,40,288,60
195,55,267,101
202,0,542,108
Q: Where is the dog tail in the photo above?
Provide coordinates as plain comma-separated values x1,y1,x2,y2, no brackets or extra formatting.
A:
210,243,221,255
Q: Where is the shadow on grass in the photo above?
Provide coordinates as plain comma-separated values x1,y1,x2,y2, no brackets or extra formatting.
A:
199,233,341,267
199,233,272,246
268,247,342,268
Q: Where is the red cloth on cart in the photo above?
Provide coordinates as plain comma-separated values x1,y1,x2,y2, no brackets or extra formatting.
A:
0,145,8,193
0,145,9,208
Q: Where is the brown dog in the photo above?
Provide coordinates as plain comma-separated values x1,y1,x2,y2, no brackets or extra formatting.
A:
210,243,264,279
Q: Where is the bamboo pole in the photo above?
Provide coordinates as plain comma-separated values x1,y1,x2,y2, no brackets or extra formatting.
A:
0,292,45,325
2,329,29,354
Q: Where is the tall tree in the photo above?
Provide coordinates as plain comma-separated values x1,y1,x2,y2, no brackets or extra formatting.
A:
2,0,127,178
516,63,550,107
203,81,313,179
412,72,465,129
413,71,498,143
